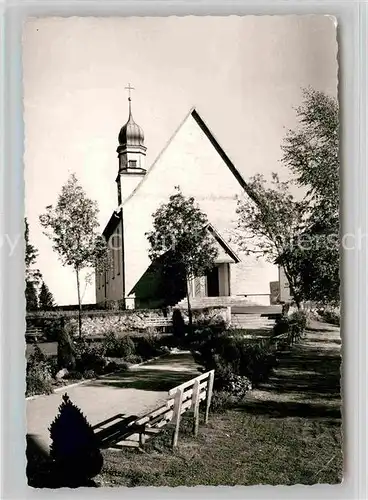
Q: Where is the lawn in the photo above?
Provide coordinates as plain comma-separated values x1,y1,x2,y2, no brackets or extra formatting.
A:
97,407,342,487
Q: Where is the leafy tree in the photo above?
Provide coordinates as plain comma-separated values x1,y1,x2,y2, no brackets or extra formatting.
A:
236,173,307,308
38,281,56,310
25,218,42,311
281,87,339,219
281,88,339,305
237,88,339,307
146,187,218,330
39,174,107,336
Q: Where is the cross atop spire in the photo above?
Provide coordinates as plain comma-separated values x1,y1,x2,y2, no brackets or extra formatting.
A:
124,83,135,116
125,83,135,101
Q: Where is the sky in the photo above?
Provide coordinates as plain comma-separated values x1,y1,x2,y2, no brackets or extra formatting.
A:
23,16,338,305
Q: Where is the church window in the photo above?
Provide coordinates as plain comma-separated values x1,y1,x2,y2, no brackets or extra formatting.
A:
129,160,137,168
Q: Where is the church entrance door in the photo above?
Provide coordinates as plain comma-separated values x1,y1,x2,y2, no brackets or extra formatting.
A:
207,266,220,297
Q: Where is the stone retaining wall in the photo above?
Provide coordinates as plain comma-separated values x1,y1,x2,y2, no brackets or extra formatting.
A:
26,306,230,339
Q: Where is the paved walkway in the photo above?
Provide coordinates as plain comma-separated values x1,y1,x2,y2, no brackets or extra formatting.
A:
27,351,200,451
242,320,342,419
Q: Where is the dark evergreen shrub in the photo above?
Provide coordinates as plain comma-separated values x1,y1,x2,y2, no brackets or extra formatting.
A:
172,308,186,339
49,393,103,486
272,315,290,337
57,328,76,370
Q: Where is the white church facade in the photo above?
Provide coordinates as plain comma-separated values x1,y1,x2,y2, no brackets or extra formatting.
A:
96,96,283,309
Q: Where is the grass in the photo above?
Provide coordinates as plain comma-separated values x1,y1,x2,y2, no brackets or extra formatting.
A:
97,407,342,487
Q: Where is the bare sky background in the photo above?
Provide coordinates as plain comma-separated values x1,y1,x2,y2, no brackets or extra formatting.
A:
23,16,337,305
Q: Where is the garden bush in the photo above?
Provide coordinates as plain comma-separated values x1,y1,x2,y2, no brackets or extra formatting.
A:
318,308,340,326
47,357,59,378
289,310,307,343
210,391,239,413
29,344,47,364
104,360,128,373
133,335,162,360
193,331,276,388
223,373,252,398
83,369,96,379
65,370,83,380
73,339,106,375
103,332,136,358
272,315,290,337
26,360,53,397
124,354,143,365
193,309,228,334
271,310,307,346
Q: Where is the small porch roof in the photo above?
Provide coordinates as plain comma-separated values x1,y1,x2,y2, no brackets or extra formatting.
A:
207,224,240,264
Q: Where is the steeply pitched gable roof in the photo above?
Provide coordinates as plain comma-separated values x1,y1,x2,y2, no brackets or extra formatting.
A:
120,107,259,208
102,107,259,236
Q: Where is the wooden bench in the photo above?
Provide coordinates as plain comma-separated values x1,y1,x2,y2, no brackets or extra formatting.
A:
142,317,172,333
25,327,44,343
102,369,215,450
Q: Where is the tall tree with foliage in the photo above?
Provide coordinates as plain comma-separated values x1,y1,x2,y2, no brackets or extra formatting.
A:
39,174,107,336
281,88,339,305
146,187,218,329
25,218,41,311
38,281,56,310
237,88,339,307
236,173,307,308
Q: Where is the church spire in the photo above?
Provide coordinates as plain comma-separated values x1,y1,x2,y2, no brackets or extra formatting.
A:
118,83,145,148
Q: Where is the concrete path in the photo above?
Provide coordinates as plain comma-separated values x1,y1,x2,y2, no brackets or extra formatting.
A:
27,351,200,450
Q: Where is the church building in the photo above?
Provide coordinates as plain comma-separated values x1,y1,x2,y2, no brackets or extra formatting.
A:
96,92,280,309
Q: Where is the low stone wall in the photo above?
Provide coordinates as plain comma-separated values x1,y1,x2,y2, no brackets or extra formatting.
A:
69,309,169,337
26,309,169,339
26,306,231,339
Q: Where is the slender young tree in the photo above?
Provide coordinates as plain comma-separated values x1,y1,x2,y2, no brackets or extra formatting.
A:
146,187,218,330
39,174,107,336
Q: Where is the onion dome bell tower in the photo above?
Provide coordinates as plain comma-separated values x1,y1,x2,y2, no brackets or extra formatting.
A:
116,85,147,205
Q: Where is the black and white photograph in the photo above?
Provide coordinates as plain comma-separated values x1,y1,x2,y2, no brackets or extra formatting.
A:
23,15,342,488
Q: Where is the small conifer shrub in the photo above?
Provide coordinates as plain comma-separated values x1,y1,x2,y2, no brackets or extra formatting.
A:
49,393,103,486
